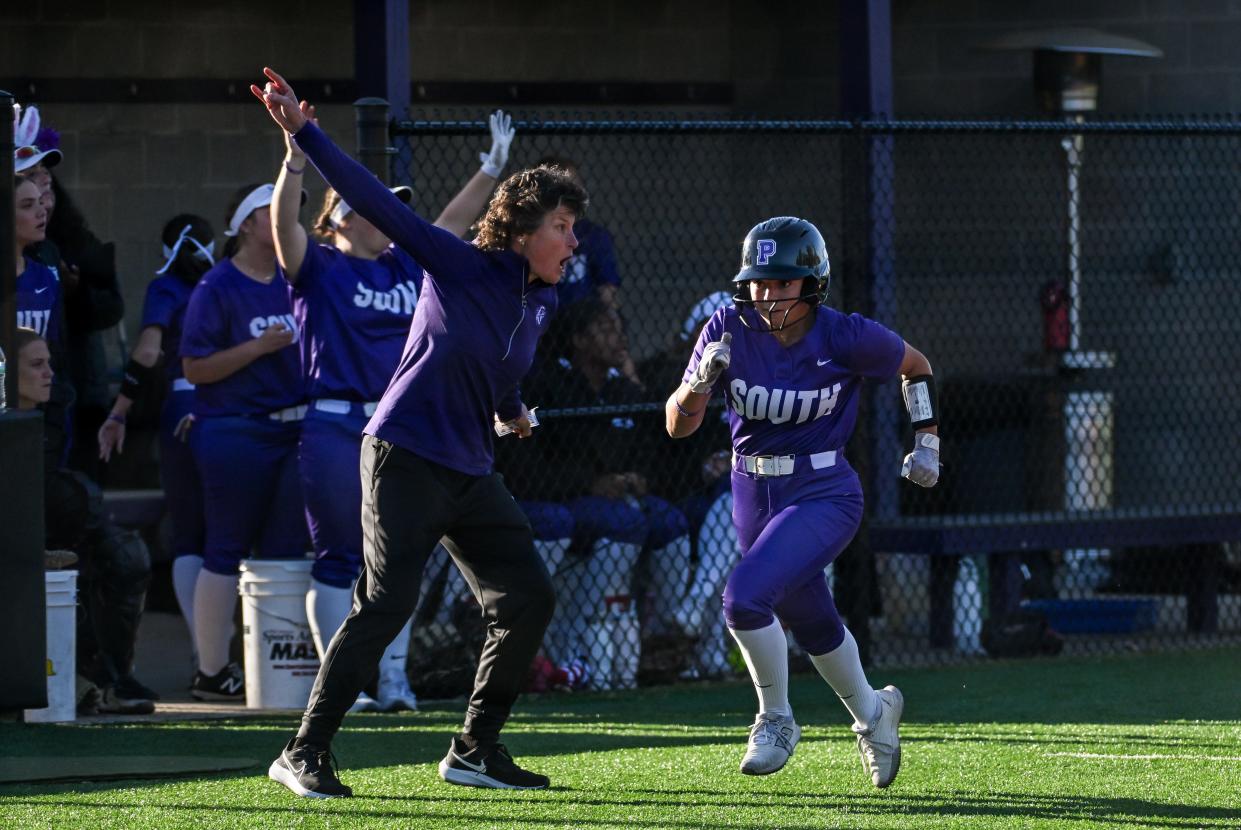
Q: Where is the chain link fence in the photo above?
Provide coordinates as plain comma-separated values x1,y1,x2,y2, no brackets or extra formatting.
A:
385,112,1241,693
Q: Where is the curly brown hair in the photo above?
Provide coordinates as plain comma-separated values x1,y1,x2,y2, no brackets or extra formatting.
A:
473,164,588,252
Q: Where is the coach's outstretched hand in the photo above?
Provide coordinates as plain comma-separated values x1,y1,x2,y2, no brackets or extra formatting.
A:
901,432,940,488
689,332,731,394
251,67,308,134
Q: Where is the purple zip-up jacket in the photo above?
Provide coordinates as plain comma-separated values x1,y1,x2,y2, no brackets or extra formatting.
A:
294,121,557,475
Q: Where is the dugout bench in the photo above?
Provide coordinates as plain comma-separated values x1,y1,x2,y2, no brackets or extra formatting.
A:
869,506,1241,647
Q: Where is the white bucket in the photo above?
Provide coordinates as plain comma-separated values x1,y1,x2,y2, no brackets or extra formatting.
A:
238,558,320,710
24,570,78,723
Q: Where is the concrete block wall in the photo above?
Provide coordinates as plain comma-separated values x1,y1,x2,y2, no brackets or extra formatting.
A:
9,0,1241,348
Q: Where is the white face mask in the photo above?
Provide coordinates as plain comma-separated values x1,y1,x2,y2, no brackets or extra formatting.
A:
157,225,215,274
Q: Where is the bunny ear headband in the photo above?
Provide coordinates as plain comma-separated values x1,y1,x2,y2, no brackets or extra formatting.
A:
13,103,63,172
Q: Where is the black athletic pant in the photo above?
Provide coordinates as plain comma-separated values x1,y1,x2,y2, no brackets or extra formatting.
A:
297,436,555,748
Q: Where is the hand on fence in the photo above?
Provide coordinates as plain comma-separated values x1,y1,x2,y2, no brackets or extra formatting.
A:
480,110,515,178
689,332,731,394
901,432,940,488
251,67,307,134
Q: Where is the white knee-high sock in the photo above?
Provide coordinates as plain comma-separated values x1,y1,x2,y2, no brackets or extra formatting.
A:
729,619,791,717
380,617,413,678
306,578,354,659
809,627,880,727
172,554,203,659
193,570,239,676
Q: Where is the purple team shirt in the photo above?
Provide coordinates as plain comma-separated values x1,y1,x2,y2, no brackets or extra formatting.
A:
180,259,304,417
16,256,62,346
140,275,196,383
685,305,905,458
287,242,424,401
295,120,556,476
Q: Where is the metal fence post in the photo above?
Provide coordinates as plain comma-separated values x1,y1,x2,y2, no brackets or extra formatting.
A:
354,97,393,185
1,89,15,409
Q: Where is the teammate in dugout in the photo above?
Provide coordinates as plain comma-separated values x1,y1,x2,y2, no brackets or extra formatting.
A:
254,67,586,797
98,215,216,685
666,216,940,789
273,101,516,714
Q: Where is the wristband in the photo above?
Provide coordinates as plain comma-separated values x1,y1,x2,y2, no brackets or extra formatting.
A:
284,160,305,175
901,374,938,430
674,399,701,418
107,412,126,425
119,358,156,401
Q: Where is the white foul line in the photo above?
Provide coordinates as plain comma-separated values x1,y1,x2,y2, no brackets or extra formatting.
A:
1048,752,1241,762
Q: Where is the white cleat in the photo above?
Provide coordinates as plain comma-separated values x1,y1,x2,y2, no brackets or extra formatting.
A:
348,692,380,713
739,712,800,775
853,685,904,788
376,671,419,712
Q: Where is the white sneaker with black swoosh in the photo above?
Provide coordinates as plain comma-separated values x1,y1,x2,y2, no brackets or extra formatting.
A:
437,736,550,789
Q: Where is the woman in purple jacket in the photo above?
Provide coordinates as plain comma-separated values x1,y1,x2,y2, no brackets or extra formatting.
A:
273,103,516,714
255,67,586,798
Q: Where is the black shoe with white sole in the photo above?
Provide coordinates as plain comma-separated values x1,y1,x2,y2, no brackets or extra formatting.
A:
438,736,549,790
268,738,353,798
191,662,244,701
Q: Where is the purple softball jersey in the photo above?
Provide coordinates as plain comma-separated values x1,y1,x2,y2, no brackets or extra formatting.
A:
288,241,424,402
16,256,62,346
180,258,303,416
140,274,196,383
684,304,905,459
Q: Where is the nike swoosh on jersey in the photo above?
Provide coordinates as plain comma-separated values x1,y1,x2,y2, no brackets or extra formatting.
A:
451,751,487,773
817,358,832,366
35,286,49,294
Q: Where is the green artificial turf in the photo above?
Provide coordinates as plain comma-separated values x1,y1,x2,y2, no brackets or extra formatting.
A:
2,647,1238,829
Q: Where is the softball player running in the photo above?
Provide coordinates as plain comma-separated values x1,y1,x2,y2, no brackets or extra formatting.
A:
255,67,585,797
99,215,216,675
180,183,308,701
666,216,940,789
272,104,515,713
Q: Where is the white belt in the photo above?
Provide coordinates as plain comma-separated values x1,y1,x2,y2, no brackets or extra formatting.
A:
735,450,838,477
268,404,308,422
172,378,195,392
313,399,379,417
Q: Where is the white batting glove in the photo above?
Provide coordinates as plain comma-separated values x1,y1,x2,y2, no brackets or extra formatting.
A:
901,432,940,488
689,332,732,394
479,110,515,178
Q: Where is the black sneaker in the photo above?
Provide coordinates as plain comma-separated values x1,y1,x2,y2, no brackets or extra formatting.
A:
191,662,244,701
115,674,161,702
268,738,353,798
438,736,550,790
96,685,156,715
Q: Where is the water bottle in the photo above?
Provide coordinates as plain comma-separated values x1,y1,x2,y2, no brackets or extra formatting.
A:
0,343,7,412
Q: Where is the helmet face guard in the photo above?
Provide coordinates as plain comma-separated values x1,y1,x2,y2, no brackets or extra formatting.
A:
732,216,831,333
